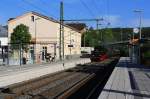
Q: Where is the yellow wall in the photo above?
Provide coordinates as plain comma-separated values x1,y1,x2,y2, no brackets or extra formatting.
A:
8,12,81,61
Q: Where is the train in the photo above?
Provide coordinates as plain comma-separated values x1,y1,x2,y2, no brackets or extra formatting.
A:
90,46,120,62
90,46,108,62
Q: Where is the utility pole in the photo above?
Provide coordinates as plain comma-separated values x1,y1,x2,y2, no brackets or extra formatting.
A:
84,28,87,47
60,1,64,65
96,19,99,46
96,19,103,42
139,11,142,64
99,24,102,41
96,19,99,30
19,42,22,66
139,11,142,40
120,28,123,41
70,31,71,55
84,33,85,47
134,10,142,39
59,2,62,60
59,1,63,60
34,17,40,63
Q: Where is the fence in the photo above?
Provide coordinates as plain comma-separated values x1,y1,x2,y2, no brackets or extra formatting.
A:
0,46,8,66
0,42,57,66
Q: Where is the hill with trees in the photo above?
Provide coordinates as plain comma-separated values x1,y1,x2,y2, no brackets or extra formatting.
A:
82,27,150,47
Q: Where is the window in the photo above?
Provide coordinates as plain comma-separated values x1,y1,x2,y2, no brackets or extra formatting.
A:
31,16,34,22
42,46,47,60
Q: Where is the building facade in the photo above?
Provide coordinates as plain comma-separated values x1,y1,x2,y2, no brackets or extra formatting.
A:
8,12,81,64
66,23,87,35
0,25,8,46
0,25,8,65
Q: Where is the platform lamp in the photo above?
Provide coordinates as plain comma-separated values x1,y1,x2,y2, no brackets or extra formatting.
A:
134,9,143,64
34,17,41,63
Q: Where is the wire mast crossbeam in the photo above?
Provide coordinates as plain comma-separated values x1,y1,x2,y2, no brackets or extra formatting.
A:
63,19,103,30
64,19,104,43
63,19,103,22
59,1,104,61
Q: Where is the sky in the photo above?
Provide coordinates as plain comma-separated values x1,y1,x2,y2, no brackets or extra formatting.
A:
0,0,150,28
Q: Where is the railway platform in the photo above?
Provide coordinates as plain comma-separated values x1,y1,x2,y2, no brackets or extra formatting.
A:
0,58,90,88
98,57,150,99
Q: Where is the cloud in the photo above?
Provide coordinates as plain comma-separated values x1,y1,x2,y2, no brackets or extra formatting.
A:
102,15,121,27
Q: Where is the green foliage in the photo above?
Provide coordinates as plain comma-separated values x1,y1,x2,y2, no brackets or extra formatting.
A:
82,29,101,47
10,24,31,50
144,51,150,58
102,28,115,43
81,27,137,47
81,27,150,57
82,28,116,47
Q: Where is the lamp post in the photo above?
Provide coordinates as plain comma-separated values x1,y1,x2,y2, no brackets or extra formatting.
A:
34,17,41,63
68,30,75,56
84,27,88,47
134,9,143,64
69,31,72,56
134,10,143,39
35,18,41,41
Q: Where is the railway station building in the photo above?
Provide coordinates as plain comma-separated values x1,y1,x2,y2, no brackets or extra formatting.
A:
8,11,81,64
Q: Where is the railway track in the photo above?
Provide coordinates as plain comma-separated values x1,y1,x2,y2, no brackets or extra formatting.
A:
0,58,118,99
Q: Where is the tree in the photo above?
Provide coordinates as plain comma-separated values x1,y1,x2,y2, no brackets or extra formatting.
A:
10,24,31,50
82,29,99,47
86,28,115,45
103,28,115,43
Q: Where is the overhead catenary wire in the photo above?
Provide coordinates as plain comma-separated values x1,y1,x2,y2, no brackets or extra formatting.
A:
40,0,51,9
106,0,111,27
21,0,58,19
40,0,59,19
79,0,96,18
92,0,102,15
63,18,103,22
1,1,29,14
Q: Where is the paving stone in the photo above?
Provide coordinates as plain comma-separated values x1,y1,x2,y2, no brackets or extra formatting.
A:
98,57,150,99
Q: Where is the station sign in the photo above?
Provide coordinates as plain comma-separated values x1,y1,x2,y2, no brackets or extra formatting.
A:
68,45,73,47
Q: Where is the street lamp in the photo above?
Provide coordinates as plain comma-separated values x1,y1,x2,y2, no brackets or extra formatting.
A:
84,27,88,47
134,9,143,64
98,24,103,42
35,17,41,42
134,10,143,39
34,17,41,63
69,30,76,55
